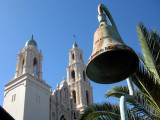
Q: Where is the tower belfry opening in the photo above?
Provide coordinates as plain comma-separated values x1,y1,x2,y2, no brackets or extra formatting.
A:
72,53,75,60
83,70,85,81
22,59,24,73
33,58,37,75
71,70,75,81
86,91,89,106
72,90,76,104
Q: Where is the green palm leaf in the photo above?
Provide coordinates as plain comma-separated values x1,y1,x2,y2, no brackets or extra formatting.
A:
105,85,157,119
131,66,160,106
105,85,129,99
78,102,143,120
137,24,160,81
78,102,121,120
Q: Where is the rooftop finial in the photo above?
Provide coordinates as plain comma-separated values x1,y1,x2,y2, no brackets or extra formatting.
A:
73,34,78,48
31,34,33,40
73,34,77,44
73,34,76,40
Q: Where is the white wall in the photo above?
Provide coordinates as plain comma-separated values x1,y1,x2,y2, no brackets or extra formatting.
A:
3,78,26,120
23,77,50,120
3,74,51,120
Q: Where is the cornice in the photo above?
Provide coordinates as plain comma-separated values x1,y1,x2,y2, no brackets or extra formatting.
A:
5,73,51,88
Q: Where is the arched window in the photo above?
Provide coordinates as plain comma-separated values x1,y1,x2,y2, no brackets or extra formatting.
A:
60,115,66,120
83,70,86,81
72,53,74,60
33,58,37,75
86,91,89,106
71,70,75,81
22,59,24,73
72,90,76,104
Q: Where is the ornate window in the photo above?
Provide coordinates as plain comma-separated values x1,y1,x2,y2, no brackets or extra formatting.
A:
33,58,37,75
71,70,75,81
86,91,89,106
83,70,86,81
72,90,76,104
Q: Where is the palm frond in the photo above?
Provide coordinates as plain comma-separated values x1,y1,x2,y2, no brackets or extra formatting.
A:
78,102,121,120
138,54,152,75
105,85,129,99
85,111,119,120
129,89,156,119
149,29,160,64
78,102,143,120
137,24,160,81
105,85,158,119
131,66,160,108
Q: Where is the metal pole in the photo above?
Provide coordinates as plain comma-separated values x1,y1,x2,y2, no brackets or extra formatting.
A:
120,95,128,120
127,77,134,96
120,77,134,120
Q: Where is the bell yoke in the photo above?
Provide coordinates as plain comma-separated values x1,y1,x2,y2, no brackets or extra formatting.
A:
86,4,139,84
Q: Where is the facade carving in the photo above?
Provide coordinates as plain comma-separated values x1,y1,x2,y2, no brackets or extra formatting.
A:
3,37,93,120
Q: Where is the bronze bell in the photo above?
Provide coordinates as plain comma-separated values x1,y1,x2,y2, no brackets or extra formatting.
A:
86,4,139,84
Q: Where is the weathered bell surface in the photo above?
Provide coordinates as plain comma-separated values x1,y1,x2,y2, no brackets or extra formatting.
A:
86,5,139,84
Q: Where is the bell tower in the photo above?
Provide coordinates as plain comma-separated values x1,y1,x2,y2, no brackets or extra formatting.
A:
3,36,51,120
14,35,42,80
66,42,94,112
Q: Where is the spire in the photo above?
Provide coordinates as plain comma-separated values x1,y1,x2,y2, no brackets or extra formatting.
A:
31,34,34,40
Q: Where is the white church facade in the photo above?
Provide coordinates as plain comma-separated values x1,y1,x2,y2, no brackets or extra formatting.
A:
3,36,93,120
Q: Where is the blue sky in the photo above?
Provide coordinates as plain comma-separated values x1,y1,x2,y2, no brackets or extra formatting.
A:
0,0,160,106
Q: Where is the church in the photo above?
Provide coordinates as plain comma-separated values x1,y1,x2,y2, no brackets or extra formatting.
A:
3,36,94,120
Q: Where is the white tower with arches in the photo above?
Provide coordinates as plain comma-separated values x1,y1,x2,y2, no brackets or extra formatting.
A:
3,36,51,120
66,42,94,112
14,35,43,79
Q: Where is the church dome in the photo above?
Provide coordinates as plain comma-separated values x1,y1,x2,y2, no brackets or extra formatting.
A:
25,35,37,47
72,41,78,48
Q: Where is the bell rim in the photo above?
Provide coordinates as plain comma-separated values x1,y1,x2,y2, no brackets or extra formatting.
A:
86,47,139,84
